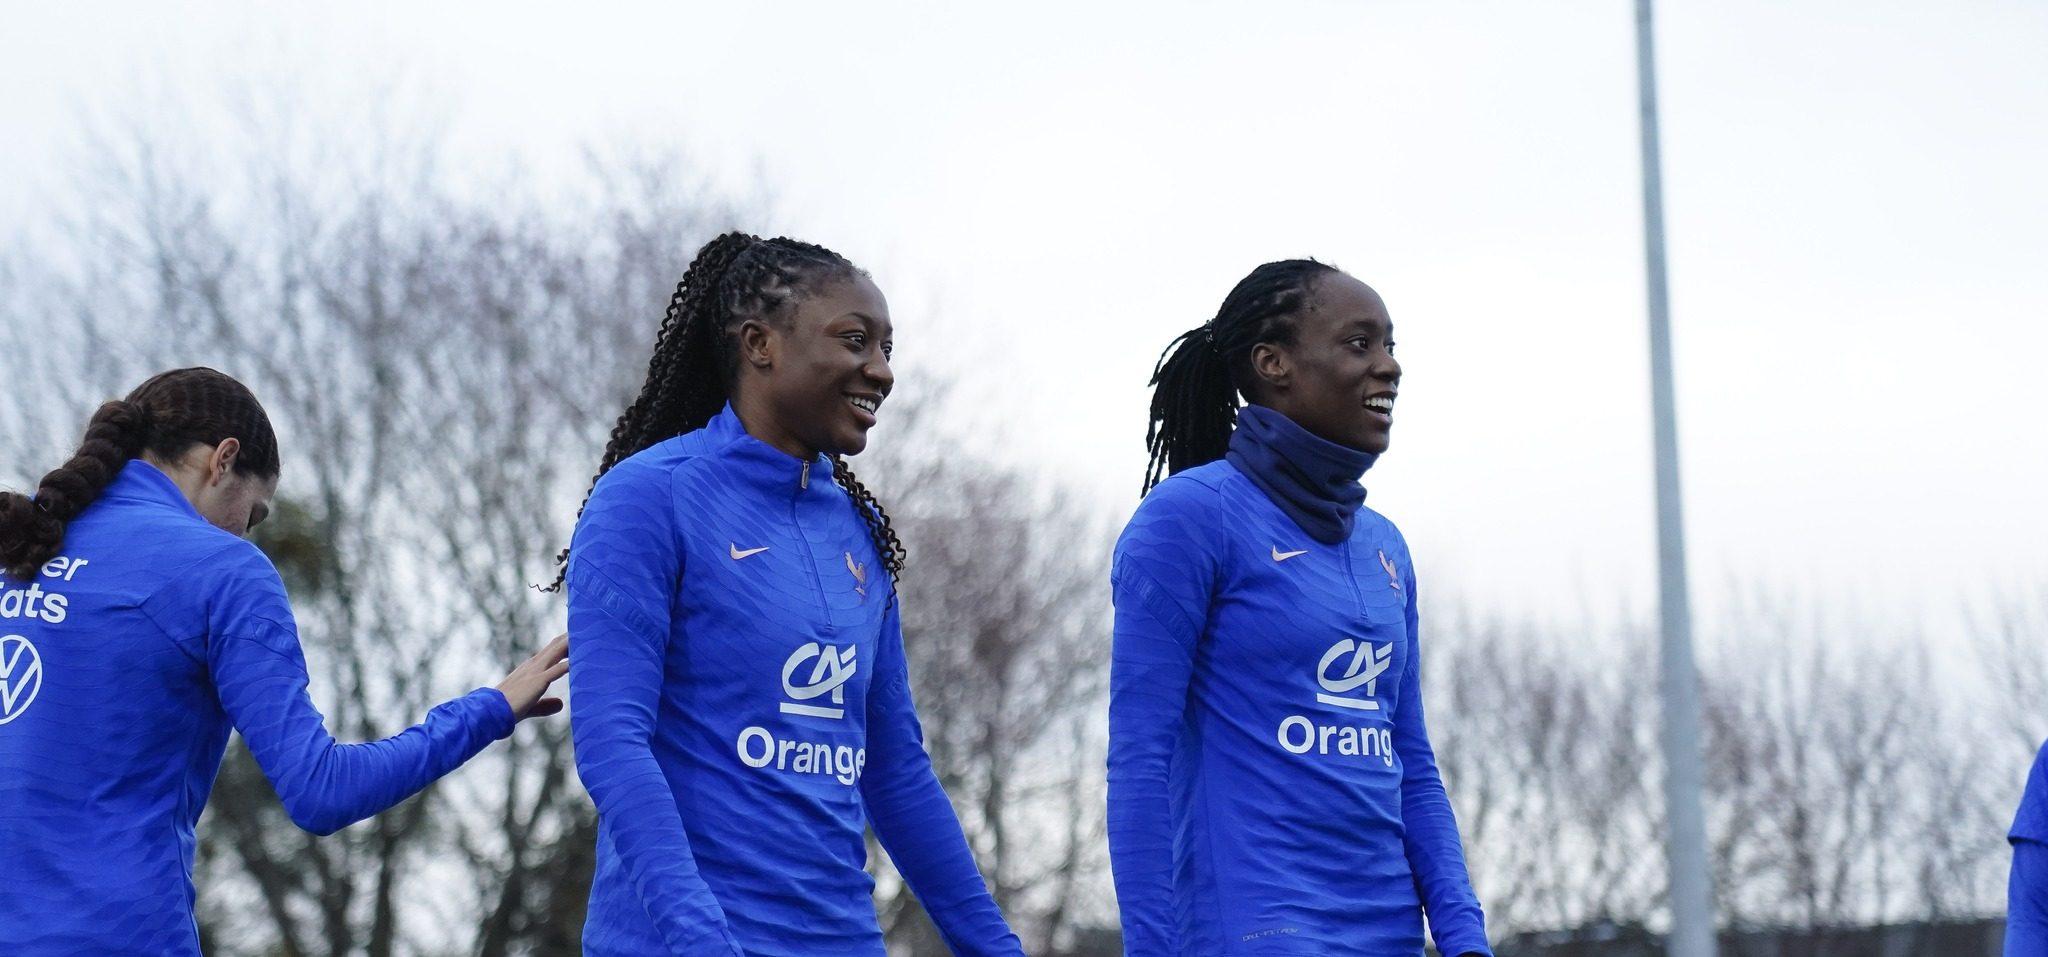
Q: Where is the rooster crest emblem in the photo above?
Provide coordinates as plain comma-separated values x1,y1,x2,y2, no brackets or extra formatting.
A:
845,551,868,599
1378,549,1402,591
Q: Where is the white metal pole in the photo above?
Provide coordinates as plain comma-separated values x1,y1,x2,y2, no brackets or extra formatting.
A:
1633,1,1718,954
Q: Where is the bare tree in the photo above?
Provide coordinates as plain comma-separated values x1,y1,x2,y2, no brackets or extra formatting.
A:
1426,591,2017,948
7,92,749,956
850,384,1117,956
1976,589,2048,757
1696,594,2008,943
1425,607,1662,937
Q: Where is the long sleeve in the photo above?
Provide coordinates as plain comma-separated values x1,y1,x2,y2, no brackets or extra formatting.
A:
191,546,516,837
1391,573,1492,957
1106,481,1215,957
860,598,1024,957
2012,839,2048,957
568,463,744,957
2013,744,2048,956
2012,840,2048,956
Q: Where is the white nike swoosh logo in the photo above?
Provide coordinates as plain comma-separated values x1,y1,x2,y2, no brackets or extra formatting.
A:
1272,547,1308,562
730,544,770,560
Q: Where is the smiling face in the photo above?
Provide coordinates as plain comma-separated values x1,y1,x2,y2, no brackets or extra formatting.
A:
1247,272,1401,453
733,273,895,458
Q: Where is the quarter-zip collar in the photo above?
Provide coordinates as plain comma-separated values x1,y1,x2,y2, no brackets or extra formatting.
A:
101,459,209,522
708,403,832,494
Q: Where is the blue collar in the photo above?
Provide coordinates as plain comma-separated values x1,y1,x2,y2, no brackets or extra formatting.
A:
707,404,834,492
1225,404,1377,545
102,459,207,521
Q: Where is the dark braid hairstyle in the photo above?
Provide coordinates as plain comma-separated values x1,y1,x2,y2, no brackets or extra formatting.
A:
1142,258,1342,495
546,231,905,591
1,367,281,579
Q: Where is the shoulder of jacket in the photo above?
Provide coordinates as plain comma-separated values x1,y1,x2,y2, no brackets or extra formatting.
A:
1355,502,1402,539
1139,461,1236,509
1119,463,1237,562
130,529,285,623
589,433,728,501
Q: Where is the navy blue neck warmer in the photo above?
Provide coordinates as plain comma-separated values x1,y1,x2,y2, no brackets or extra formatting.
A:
1225,404,1378,544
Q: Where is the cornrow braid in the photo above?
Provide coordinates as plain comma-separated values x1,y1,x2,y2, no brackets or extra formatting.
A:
1141,259,1340,495
2,368,279,579
548,231,905,589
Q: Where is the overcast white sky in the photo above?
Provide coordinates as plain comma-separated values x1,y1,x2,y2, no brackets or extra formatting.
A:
4,1,2044,631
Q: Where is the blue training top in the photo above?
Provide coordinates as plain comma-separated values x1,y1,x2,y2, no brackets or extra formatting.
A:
0,460,514,957
567,405,1021,957
2010,741,2048,956
1108,459,1491,957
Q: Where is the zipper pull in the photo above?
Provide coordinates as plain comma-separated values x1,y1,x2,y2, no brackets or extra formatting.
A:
800,460,810,489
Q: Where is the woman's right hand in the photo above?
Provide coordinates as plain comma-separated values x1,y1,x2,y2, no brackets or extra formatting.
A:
496,632,570,720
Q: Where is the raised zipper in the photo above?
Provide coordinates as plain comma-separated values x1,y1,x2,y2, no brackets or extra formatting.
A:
792,459,828,619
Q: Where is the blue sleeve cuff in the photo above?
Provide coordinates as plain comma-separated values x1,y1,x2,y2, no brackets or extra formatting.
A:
472,687,517,740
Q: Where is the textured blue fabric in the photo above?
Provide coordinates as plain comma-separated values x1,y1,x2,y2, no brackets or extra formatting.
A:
0,460,515,957
1224,404,1376,545
2011,742,2048,957
2016,741,2048,845
2012,839,2048,957
568,405,1021,957
1108,459,1491,957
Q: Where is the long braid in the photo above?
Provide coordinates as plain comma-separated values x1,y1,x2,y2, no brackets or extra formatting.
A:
1141,259,1339,495
546,233,754,591
1142,328,1236,494
3,367,279,579
831,456,904,580
549,232,906,589
1,403,150,579
594,234,755,478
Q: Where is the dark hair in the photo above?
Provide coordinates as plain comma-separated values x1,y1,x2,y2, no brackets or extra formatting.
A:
1,367,280,578
547,231,904,591
1141,259,1341,495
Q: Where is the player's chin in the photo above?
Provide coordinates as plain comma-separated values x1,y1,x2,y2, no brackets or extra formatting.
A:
830,422,873,457
1350,423,1392,455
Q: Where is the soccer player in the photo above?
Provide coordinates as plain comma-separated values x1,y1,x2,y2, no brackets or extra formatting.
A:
2012,741,2048,955
1108,260,1491,956
558,232,1022,956
0,366,568,956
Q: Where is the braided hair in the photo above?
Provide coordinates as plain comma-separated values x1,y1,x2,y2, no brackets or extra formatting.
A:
1,367,280,579
548,231,904,591
1142,258,1340,495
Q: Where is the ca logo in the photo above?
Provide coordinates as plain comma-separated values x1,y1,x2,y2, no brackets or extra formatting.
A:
1315,638,1391,711
0,635,44,726
780,642,858,719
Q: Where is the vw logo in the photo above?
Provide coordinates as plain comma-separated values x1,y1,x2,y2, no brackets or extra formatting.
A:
0,634,45,725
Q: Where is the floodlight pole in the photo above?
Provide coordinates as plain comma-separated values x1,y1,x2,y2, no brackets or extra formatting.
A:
1634,1,1717,955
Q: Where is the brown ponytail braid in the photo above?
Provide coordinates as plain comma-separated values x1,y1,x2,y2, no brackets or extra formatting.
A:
1,368,279,579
